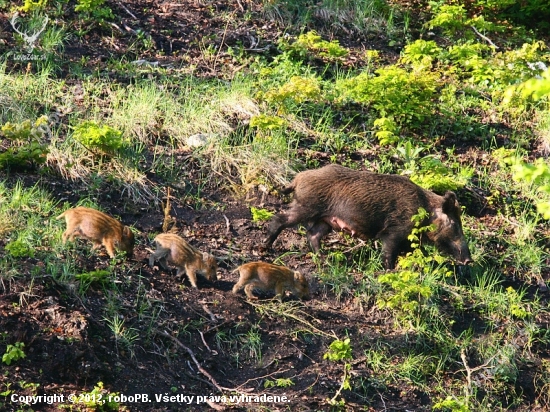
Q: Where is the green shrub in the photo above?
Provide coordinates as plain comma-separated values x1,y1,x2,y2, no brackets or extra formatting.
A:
400,39,443,67
335,65,439,128
263,76,322,109
72,121,125,155
19,0,48,12
280,31,348,63
75,0,113,22
5,239,35,258
250,207,274,223
0,116,49,170
2,342,25,365
249,115,287,131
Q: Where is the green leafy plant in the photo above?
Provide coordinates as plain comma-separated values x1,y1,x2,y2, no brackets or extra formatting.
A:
400,39,443,68
19,0,48,12
264,378,295,388
75,269,112,294
324,338,352,406
336,65,439,129
263,76,322,110
5,239,35,258
433,395,471,412
508,158,550,218
75,0,114,22
78,382,121,411
250,207,274,223
2,342,26,365
280,31,348,63
427,4,504,39
250,114,287,131
0,116,49,170
373,116,399,145
72,121,125,155
396,142,473,191
324,338,352,362
377,208,451,316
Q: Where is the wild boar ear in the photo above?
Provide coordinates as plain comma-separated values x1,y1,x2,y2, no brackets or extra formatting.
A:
442,191,459,213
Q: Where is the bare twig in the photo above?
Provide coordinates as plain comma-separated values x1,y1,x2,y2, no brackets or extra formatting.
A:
470,26,499,49
117,1,138,19
160,330,224,392
198,330,216,354
162,187,172,232
460,348,497,398
222,214,230,234
235,0,245,12
201,303,220,323
342,239,367,254
235,369,292,389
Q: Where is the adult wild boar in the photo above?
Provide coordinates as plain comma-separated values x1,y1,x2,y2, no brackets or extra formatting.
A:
265,164,472,269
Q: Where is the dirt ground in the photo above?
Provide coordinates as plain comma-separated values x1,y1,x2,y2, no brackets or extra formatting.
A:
1,0,549,411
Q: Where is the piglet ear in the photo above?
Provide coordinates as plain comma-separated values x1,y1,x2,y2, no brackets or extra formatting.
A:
442,191,459,214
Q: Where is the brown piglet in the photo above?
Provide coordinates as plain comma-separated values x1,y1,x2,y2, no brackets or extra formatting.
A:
149,233,217,288
232,261,310,301
56,206,134,258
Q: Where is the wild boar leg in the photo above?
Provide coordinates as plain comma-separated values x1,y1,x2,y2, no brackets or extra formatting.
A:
149,248,170,270
103,241,117,258
183,265,198,288
244,282,260,300
379,229,410,270
265,207,312,248
273,282,285,302
306,221,332,253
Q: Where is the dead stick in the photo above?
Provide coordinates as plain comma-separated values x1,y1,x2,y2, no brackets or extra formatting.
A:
161,330,224,392
201,303,219,323
162,187,171,232
198,331,214,353
222,214,230,233
470,26,499,49
117,1,138,19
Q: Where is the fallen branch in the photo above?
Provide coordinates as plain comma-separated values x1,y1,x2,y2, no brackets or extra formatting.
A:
235,369,292,389
159,330,255,394
117,1,138,19
198,330,217,355
460,349,497,398
201,303,220,323
160,330,224,392
222,214,230,234
470,26,499,49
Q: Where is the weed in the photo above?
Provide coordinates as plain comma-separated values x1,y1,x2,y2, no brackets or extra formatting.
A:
75,382,121,411
75,269,112,294
72,121,125,156
2,342,26,365
241,325,263,365
264,378,295,388
75,0,114,23
0,116,49,170
250,207,274,223
104,316,139,357
324,338,353,406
